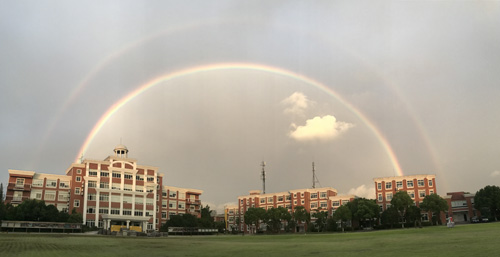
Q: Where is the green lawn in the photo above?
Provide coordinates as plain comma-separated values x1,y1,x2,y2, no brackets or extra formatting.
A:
1,223,499,257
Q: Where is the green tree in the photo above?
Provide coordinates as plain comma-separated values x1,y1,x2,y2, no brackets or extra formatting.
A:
278,206,292,233
244,207,266,234
67,208,83,223
348,198,380,229
0,183,5,221
474,185,500,221
334,205,351,232
406,205,422,228
391,191,414,228
292,206,310,233
312,208,329,232
264,207,284,233
199,205,214,228
381,206,399,228
420,194,448,225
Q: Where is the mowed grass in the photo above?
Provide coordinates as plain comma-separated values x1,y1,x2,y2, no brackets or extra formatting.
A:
1,223,499,257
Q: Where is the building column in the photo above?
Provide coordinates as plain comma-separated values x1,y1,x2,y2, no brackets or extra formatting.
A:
126,220,130,229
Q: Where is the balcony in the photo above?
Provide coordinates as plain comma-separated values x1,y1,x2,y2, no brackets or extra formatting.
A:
9,183,31,191
186,199,201,205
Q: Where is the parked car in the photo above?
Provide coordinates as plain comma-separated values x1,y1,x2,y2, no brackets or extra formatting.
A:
481,217,489,222
471,217,480,223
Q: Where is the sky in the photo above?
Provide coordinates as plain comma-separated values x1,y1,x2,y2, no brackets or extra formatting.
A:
1,1,500,213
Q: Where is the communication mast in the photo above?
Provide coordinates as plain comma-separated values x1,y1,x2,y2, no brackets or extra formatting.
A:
312,162,320,189
261,161,266,194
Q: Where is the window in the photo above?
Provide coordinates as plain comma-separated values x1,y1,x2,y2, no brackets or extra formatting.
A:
422,213,429,222
268,197,273,203
123,184,132,191
178,202,185,209
16,178,25,186
100,172,109,177
58,193,69,201
87,206,96,214
408,191,415,199
99,194,109,201
136,175,144,181
428,180,433,187
169,191,177,198
146,211,153,217
310,202,318,209
76,169,82,174
320,192,327,198
311,193,318,199
418,180,425,187
419,191,426,198
429,190,434,195
123,209,132,215
294,200,297,205
320,201,327,208
407,180,414,188
146,198,154,206
332,201,340,207
89,170,98,176
301,200,304,204
32,191,43,200
147,176,155,182
100,182,109,189
396,181,403,189
124,173,133,180
88,181,97,188
112,172,121,178
278,196,284,202
32,179,43,187
87,220,95,227
123,196,132,203
111,195,120,202
136,197,144,205
286,195,291,201
136,186,144,192
386,192,393,201
451,201,467,208
378,194,383,202
46,180,57,188
76,176,81,182
75,188,80,194
74,200,80,207
385,182,392,189
260,198,265,204
169,201,177,208
110,208,120,215
162,212,167,219
112,183,120,190
377,183,382,190
88,194,96,201
59,181,69,188
134,211,143,216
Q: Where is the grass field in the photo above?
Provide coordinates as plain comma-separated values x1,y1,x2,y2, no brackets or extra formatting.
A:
1,223,499,257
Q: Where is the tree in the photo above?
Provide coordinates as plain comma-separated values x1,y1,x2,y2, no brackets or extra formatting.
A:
244,207,266,234
199,205,214,228
67,208,83,223
381,206,399,228
474,185,500,221
278,206,292,233
406,205,422,228
0,183,4,221
292,206,310,233
264,207,283,233
391,191,414,228
420,194,448,225
312,208,329,232
334,205,351,232
348,198,380,229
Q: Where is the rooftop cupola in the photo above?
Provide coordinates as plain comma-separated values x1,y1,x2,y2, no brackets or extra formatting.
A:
114,144,128,158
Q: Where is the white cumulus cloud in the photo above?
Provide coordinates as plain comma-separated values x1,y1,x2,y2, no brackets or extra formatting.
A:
281,92,312,117
289,115,353,142
346,184,375,199
491,170,500,177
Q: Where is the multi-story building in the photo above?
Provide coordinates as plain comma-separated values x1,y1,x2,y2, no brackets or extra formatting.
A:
5,145,203,232
232,187,339,233
224,204,239,231
161,185,203,220
374,174,437,222
444,192,479,223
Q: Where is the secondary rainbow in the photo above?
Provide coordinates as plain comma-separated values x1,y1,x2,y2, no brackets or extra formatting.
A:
75,62,404,176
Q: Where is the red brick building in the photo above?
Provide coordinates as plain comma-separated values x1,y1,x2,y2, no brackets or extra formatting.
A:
444,192,479,223
374,175,437,222
5,145,202,232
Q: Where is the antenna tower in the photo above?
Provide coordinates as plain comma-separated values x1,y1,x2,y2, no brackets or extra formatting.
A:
312,162,320,188
261,161,266,194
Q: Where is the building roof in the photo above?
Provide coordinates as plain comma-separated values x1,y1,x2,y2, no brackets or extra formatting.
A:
373,174,435,182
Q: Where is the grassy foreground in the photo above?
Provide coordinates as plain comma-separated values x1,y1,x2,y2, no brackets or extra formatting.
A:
1,223,499,257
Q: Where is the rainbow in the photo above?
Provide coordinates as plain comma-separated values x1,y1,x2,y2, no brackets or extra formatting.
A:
75,62,404,176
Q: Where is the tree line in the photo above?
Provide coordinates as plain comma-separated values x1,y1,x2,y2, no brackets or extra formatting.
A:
159,205,225,232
